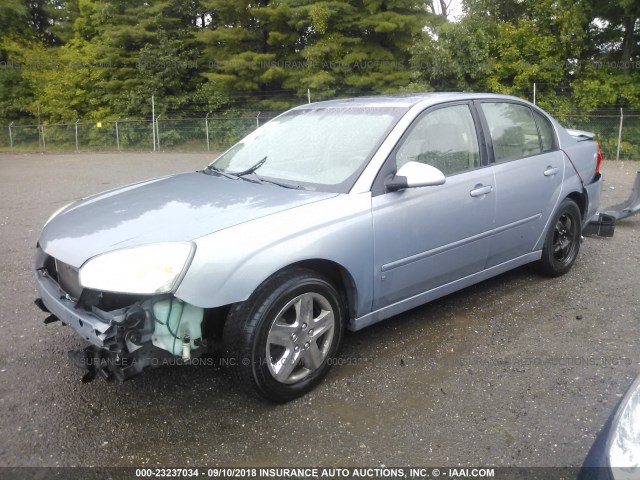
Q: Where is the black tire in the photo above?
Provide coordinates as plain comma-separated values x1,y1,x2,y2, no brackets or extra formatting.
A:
536,198,582,277
223,267,345,403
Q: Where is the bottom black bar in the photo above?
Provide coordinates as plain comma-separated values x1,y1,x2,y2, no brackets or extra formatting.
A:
0,466,629,480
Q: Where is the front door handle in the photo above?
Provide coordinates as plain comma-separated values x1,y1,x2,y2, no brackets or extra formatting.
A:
470,184,493,197
544,166,559,176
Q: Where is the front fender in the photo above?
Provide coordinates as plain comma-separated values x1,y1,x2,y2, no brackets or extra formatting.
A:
174,193,374,317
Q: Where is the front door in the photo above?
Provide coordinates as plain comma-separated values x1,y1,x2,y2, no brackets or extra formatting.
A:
372,103,496,310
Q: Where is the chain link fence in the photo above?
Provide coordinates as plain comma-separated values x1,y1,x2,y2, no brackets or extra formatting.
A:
554,112,640,160
1,111,638,160
0,115,268,154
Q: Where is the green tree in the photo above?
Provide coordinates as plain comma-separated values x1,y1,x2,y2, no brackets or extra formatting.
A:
0,1,29,37
294,0,432,96
197,0,297,109
2,0,638,127
11,0,208,121
410,0,640,114
198,1,433,107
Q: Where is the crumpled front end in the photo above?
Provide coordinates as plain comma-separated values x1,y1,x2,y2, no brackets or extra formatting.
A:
33,246,206,383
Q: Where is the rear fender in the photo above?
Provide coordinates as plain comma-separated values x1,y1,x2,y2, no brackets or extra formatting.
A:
584,173,603,223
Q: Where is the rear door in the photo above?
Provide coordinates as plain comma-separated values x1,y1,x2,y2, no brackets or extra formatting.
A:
371,102,496,310
477,102,564,267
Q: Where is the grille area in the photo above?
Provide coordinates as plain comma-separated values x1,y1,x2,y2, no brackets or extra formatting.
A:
42,253,149,310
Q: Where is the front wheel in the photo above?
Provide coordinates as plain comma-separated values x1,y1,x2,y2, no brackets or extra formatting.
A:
223,267,345,402
536,198,582,277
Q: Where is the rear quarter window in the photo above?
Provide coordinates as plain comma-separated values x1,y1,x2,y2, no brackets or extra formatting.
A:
533,110,557,152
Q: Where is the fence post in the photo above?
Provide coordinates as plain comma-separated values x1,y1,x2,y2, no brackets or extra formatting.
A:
9,122,13,153
152,95,156,152
41,125,46,152
115,118,120,152
616,108,623,161
156,114,161,150
37,102,42,151
256,111,261,129
75,119,79,152
533,83,536,105
205,112,210,152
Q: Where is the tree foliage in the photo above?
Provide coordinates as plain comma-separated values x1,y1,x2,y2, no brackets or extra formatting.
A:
411,0,640,113
0,0,638,124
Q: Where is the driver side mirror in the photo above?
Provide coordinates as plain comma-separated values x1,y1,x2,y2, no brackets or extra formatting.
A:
385,161,446,192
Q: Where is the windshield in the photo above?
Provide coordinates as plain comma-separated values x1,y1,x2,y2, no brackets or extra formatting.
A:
209,106,406,192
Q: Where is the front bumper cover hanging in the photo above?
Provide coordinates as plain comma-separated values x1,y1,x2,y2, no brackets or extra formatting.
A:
585,171,640,238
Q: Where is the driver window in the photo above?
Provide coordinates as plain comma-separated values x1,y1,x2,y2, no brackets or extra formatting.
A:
396,104,480,176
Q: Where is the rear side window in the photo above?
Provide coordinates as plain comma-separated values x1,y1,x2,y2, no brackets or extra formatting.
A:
533,110,556,152
481,102,542,162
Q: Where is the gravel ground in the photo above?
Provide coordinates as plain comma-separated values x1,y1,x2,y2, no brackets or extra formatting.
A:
0,153,638,469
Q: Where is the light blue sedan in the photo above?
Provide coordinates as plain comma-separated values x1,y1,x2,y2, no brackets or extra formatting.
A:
34,93,603,401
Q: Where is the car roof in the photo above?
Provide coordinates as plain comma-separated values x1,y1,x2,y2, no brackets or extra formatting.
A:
293,92,532,110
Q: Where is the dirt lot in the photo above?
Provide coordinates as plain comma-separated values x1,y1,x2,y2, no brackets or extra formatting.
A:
0,153,638,469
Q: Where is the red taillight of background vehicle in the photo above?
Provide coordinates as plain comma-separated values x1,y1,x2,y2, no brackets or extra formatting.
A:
596,142,603,175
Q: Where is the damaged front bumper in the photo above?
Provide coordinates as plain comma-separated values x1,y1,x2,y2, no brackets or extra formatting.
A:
33,247,205,383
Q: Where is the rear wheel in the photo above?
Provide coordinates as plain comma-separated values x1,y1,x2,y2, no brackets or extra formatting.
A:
536,198,582,277
223,267,345,402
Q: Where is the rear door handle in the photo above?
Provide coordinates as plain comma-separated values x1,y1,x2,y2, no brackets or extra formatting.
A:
544,166,559,176
470,185,493,197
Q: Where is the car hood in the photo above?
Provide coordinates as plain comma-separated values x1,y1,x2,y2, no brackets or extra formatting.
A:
39,171,336,268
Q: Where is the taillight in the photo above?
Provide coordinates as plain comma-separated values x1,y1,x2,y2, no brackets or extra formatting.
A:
595,142,603,175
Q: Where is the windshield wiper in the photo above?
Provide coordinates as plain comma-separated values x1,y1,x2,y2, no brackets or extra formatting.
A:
204,157,301,189
252,175,304,190
231,156,267,177
202,164,263,186
203,165,238,180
